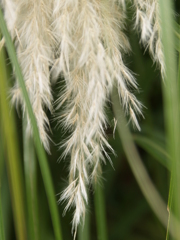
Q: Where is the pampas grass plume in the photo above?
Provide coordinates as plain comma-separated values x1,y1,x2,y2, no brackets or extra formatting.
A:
0,0,166,237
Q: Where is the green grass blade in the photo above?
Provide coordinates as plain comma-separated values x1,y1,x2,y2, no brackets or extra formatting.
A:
166,173,174,240
0,120,5,179
133,135,171,170
166,16,180,240
0,121,5,240
0,190,5,240
23,118,39,240
0,44,27,240
174,22,180,52
94,183,108,240
0,9,63,240
111,88,169,231
159,1,180,239
78,210,90,240
166,10,180,240
0,33,6,240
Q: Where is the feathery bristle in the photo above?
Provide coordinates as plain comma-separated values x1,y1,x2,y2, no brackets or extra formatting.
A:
53,0,142,233
134,0,165,77
8,0,54,151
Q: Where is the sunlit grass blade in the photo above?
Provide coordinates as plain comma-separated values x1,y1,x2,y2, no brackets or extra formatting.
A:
0,9,63,240
0,125,12,240
94,183,108,240
0,190,5,240
0,120,5,178
166,11,180,240
0,44,27,240
0,121,5,240
133,135,171,170
174,22,180,52
23,117,39,240
159,1,180,239
111,88,170,232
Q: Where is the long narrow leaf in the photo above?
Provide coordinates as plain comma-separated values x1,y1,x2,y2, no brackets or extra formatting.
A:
166,16,180,240
0,9,63,240
166,173,174,240
133,135,171,170
159,1,180,239
23,118,39,240
111,88,173,235
0,42,27,240
0,191,5,240
94,184,108,240
174,22,180,52
0,121,5,240
78,210,90,240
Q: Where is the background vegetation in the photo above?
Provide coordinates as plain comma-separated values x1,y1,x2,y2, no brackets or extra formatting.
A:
1,1,180,240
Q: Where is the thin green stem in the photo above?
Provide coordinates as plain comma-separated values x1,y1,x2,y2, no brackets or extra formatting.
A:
0,43,27,240
23,118,39,240
0,122,5,240
0,32,6,240
0,121,5,180
0,9,63,240
111,88,170,233
78,210,90,240
94,183,108,240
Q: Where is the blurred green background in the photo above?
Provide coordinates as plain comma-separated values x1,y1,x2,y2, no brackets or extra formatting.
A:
1,1,180,240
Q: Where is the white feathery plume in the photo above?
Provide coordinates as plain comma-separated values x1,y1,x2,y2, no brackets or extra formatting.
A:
0,0,18,40
9,0,54,151
0,0,18,50
1,0,143,235
53,0,143,234
134,0,165,76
